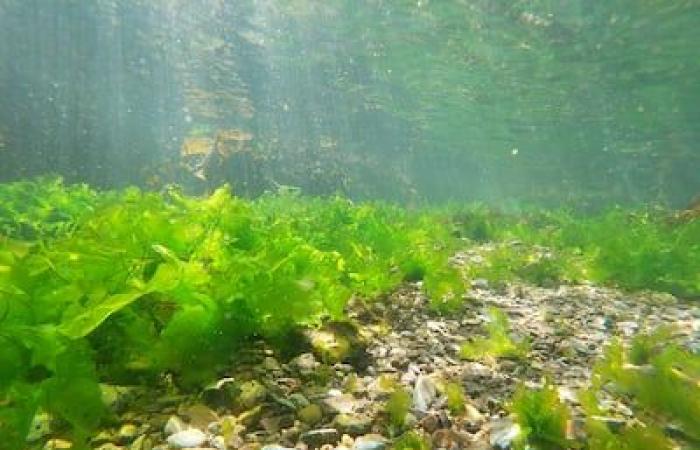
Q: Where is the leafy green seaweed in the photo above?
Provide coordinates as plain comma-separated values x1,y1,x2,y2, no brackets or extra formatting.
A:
0,179,465,443
460,307,529,360
509,379,572,450
450,206,699,296
386,387,412,432
391,431,432,450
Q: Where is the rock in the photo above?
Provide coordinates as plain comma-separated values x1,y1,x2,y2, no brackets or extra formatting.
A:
352,434,388,450
117,423,140,445
431,429,470,450
164,415,188,436
664,423,693,442
178,403,219,430
129,435,152,450
557,386,578,404
289,393,311,409
590,416,626,433
463,403,484,423
263,357,283,371
238,380,267,410
322,393,359,414
238,405,264,428
100,384,137,413
389,347,408,360
260,414,294,433
26,411,52,442
617,321,639,337
471,279,489,290
463,362,491,379
419,413,440,433
280,425,302,445
291,353,319,376
332,414,372,436
305,329,351,363
298,404,323,426
156,394,189,408
299,428,340,448
340,434,355,448
307,322,370,369
403,413,418,429
489,417,521,450
412,375,437,413
92,430,115,447
43,439,73,450
166,428,208,448
202,378,238,409
95,444,124,450
210,435,227,450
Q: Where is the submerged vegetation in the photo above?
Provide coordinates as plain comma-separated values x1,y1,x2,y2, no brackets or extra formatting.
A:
0,179,463,446
459,307,530,361
509,379,572,450
455,206,700,297
508,328,700,450
0,179,698,447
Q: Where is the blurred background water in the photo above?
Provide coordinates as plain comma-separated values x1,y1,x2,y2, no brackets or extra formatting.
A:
0,0,698,207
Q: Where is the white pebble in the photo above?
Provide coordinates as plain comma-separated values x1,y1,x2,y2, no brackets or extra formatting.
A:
164,415,187,436
166,428,208,448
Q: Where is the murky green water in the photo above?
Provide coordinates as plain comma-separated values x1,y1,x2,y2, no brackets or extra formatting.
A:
0,0,698,206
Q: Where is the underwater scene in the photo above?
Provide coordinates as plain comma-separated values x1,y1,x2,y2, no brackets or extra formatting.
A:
0,1,699,450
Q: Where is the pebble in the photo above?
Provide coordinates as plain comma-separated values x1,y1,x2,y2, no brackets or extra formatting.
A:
117,423,139,444
332,413,373,436
238,380,267,409
129,435,152,450
44,440,73,450
166,428,208,449
352,434,387,450
412,375,437,413
179,403,219,429
299,428,340,448
27,411,52,442
288,393,311,409
95,444,123,450
291,353,319,375
164,415,187,436
489,418,521,450
263,357,283,371
471,278,489,290
298,404,323,425
322,394,358,414
590,415,627,433
210,435,226,450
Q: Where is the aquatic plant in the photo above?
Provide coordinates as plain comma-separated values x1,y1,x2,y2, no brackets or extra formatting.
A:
443,381,466,415
456,207,699,297
0,177,100,238
385,387,412,431
509,379,572,450
582,328,700,448
391,431,431,450
0,178,467,445
459,307,529,360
